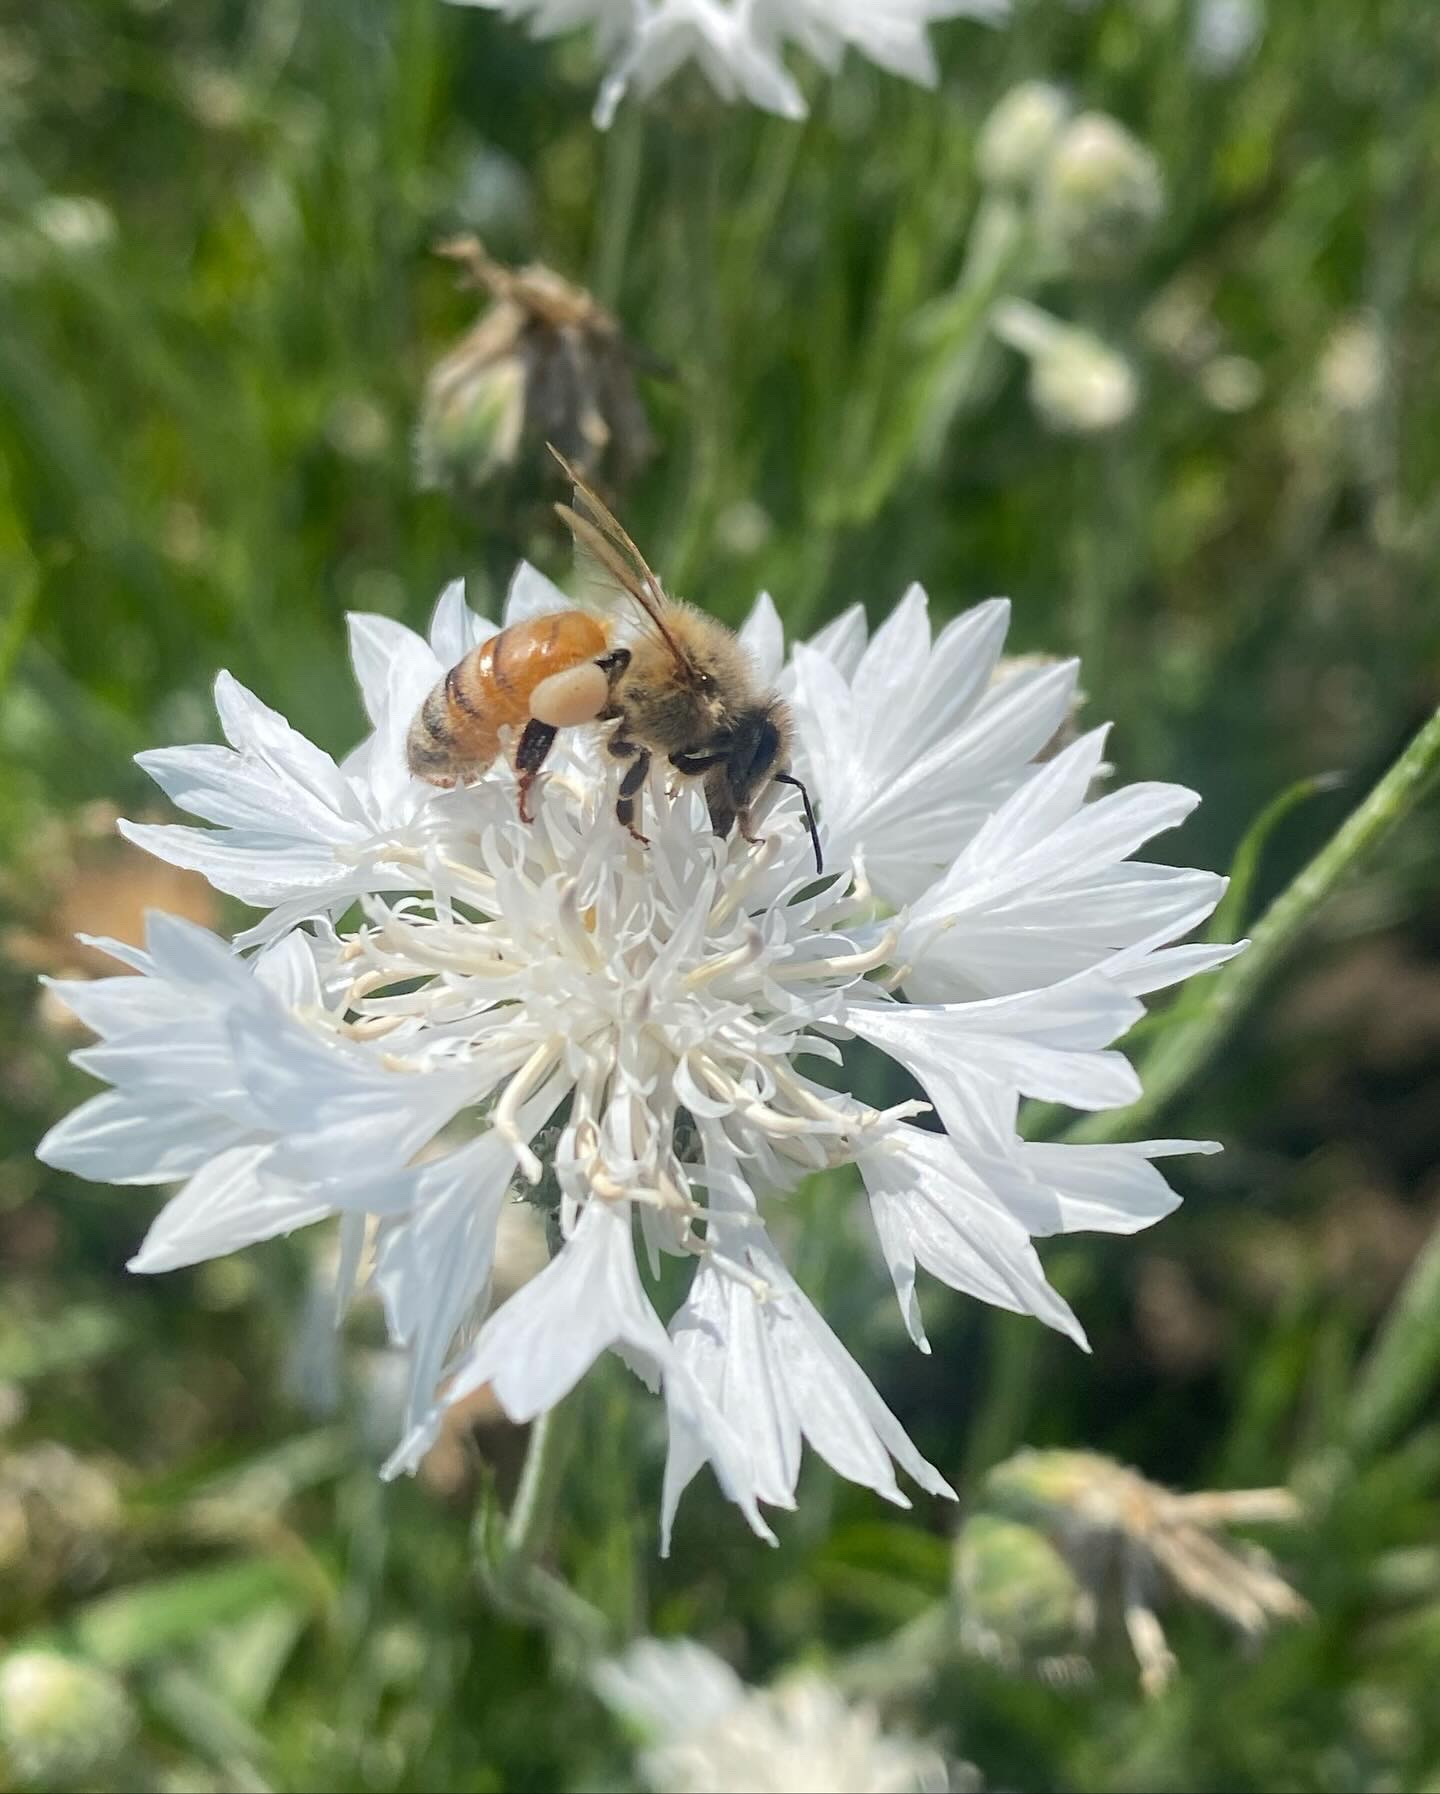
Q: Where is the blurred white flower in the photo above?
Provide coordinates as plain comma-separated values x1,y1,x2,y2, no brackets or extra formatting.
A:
975,79,1071,192
39,566,1236,1548
993,299,1139,435
447,0,1007,127
1318,313,1387,415
31,194,116,254
750,0,1009,89
596,1637,951,1793
1191,0,1263,76
1035,112,1165,277
0,1651,136,1790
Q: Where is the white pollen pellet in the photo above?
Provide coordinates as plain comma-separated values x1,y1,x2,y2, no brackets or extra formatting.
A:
529,662,611,728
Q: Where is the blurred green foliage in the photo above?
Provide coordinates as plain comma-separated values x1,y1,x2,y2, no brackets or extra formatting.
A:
2,0,1440,1789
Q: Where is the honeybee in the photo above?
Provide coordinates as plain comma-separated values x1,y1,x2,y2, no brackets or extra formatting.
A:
407,455,822,872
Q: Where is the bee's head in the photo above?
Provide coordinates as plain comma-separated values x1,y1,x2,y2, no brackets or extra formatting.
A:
726,706,784,800
716,705,822,875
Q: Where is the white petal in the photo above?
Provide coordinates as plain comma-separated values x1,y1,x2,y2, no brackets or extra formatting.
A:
128,1145,330,1272
346,613,436,730
802,602,868,677
738,592,784,682
504,561,571,626
212,672,351,814
230,1011,483,1177
593,1640,744,1740
391,1199,668,1466
372,1132,522,1432
36,1090,250,1186
860,1127,1088,1349
428,577,497,666
117,819,357,908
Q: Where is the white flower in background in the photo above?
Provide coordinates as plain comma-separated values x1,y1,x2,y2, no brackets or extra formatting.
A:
993,300,1139,436
1191,0,1263,76
595,1637,952,1793
1035,111,1165,278
446,0,1008,128
38,565,1239,1549
750,0,1009,89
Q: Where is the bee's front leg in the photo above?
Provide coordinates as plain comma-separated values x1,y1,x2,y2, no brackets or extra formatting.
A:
515,720,559,824
609,735,652,846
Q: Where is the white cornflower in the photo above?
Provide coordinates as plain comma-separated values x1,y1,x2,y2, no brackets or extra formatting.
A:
750,0,1009,91
447,0,1008,128
595,1637,952,1793
38,565,1239,1549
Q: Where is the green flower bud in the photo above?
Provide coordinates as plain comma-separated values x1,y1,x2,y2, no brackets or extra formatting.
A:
417,340,528,493
953,1514,1088,1673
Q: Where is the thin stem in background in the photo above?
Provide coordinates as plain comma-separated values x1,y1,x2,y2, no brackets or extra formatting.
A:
1068,699,1440,1145
592,108,645,311
1344,1218,1440,1462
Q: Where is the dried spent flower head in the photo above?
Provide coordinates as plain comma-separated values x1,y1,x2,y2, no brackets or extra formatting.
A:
447,0,1008,128
0,1444,123,1597
964,1449,1309,1696
416,236,654,498
595,1637,953,1793
37,561,1239,1549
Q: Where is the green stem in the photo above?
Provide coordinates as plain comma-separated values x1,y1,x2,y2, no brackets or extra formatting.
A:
1067,701,1440,1144
1344,1218,1440,1460
503,1403,569,1562
592,109,645,310
831,1603,953,1704
476,1397,608,1662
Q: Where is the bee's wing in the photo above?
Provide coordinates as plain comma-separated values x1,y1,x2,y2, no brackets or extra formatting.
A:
550,448,695,672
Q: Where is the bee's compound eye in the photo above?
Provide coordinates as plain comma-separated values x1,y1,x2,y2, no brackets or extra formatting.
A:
529,662,611,729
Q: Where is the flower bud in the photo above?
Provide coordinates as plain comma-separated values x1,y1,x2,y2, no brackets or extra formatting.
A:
993,300,1138,435
1036,112,1164,277
976,81,1071,193
952,1513,1089,1676
416,342,527,492
416,237,655,499
0,1651,136,1789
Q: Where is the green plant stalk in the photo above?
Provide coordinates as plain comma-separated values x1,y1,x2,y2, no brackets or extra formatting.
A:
475,1398,609,1663
503,1402,572,1564
848,195,1033,525
592,109,645,310
1345,1216,1440,1461
1068,700,1440,1144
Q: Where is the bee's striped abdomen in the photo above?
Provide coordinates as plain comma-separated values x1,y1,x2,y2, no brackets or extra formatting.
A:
406,610,610,788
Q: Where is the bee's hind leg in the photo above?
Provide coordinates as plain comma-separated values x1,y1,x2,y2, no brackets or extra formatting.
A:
515,720,559,824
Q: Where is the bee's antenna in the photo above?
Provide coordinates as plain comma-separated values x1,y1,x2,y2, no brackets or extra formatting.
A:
775,772,823,876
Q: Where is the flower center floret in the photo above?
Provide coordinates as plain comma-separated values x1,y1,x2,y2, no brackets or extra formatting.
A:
317,766,913,1268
